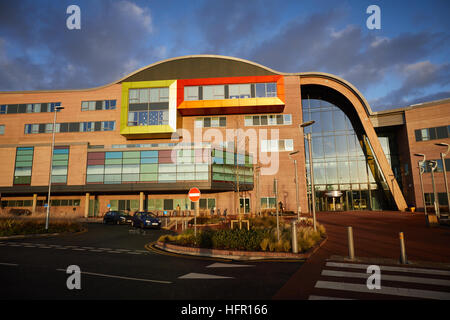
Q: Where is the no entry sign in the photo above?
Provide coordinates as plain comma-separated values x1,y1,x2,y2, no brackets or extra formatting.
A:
188,187,201,202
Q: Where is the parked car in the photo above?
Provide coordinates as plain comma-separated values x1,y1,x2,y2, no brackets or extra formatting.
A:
131,211,161,229
103,210,132,225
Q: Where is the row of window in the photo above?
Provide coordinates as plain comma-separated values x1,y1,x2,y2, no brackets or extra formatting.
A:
194,117,227,128
184,82,277,101
110,198,216,212
0,199,80,208
0,102,61,114
129,87,169,104
128,110,168,126
244,114,292,127
24,121,115,134
424,193,449,206
81,100,116,111
421,159,450,173
415,125,450,142
260,139,294,152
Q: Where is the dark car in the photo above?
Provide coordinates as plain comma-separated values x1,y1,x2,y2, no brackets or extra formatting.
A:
131,212,161,229
103,210,132,225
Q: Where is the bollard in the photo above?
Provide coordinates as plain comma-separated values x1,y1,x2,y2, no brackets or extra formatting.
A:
347,226,355,261
399,232,407,264
291,220,298,254
175,219,178,231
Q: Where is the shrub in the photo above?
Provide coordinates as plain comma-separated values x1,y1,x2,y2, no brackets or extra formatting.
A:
157,218,326,253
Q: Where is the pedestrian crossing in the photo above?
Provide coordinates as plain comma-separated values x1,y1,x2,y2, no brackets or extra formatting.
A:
308,261,450,300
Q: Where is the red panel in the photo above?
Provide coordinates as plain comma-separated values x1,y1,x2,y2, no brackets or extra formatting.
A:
177,75,283,106
87,152,105,160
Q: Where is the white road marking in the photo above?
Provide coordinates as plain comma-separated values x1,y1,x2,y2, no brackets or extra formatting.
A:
0,262,19,266
56,269,172,284
178,273,233,279
321,269,450,287
315,280,450,300
326,262,450,276
206,263,254,268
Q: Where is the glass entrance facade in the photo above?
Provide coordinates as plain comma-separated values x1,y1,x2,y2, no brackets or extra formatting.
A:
302,98,393,211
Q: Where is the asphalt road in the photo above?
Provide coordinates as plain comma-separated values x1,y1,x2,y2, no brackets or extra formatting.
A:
0,223,303,300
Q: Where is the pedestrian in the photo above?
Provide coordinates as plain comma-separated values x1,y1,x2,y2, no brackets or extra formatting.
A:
176,204,181,216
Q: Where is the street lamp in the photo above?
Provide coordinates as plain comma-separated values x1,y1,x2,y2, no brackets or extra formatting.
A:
300,120,316,231
435,142,450,216
429,160,440,219
45,106,64,231
414,153,428,224
289,150,300,221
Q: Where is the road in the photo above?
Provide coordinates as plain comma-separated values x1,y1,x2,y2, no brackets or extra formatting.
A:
0,223,303,300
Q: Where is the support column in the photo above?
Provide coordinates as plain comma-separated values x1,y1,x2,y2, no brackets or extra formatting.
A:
32,194,38,215
139,192,144,212
84,193,90,218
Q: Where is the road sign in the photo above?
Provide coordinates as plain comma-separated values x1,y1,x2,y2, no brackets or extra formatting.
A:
188,187,201,202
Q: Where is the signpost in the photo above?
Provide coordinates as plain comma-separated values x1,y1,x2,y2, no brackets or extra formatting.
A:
189,187,201,236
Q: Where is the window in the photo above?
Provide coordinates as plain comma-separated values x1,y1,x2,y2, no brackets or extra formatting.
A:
128,88,170,126
229,84,251,99
14,147,34,185
101,121,115,131
255,82,277,97
203,85,225,100
415,125,450,142
244,114,292,126
260,139,294,152
185,86,199,101
0,105,6,114
51,146,69,184
195,117,226,128
0,125,4,135
260,197,276,209
82,100,116,111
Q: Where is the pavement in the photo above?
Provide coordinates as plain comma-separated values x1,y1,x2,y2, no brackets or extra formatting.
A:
274,210,450,300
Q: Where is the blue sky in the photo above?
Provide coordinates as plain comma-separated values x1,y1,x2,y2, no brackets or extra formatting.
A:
0,0,449,111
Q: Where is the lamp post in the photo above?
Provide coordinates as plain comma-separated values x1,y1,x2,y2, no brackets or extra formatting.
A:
429,160,440,219
45,106,64,231
414,153,427,223
289,150,300,221
435,142,450,215
300,120,316,231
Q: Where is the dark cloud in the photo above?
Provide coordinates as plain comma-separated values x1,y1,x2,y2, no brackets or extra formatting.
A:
369,61,450,109
0,0,158,91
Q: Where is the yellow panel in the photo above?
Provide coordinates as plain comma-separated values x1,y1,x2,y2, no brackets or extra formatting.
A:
120,80,177,136
178,97,284,110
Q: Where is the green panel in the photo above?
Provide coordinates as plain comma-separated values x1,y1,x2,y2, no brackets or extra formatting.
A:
123,158,140,164
13,176,31,184
110,200,118,211
52,160,68,166
15,161,32,167
140,173,158,181
16,155,33,162
130,200,139,211
53,154,69,161
140,164,158,173
105,159,122,165
123,151,140,159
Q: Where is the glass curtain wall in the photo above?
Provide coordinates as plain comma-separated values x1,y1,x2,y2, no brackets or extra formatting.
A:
302,98,390,211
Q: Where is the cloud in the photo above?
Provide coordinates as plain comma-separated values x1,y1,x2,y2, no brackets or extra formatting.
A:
0,0,157,91
370,61,450,109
